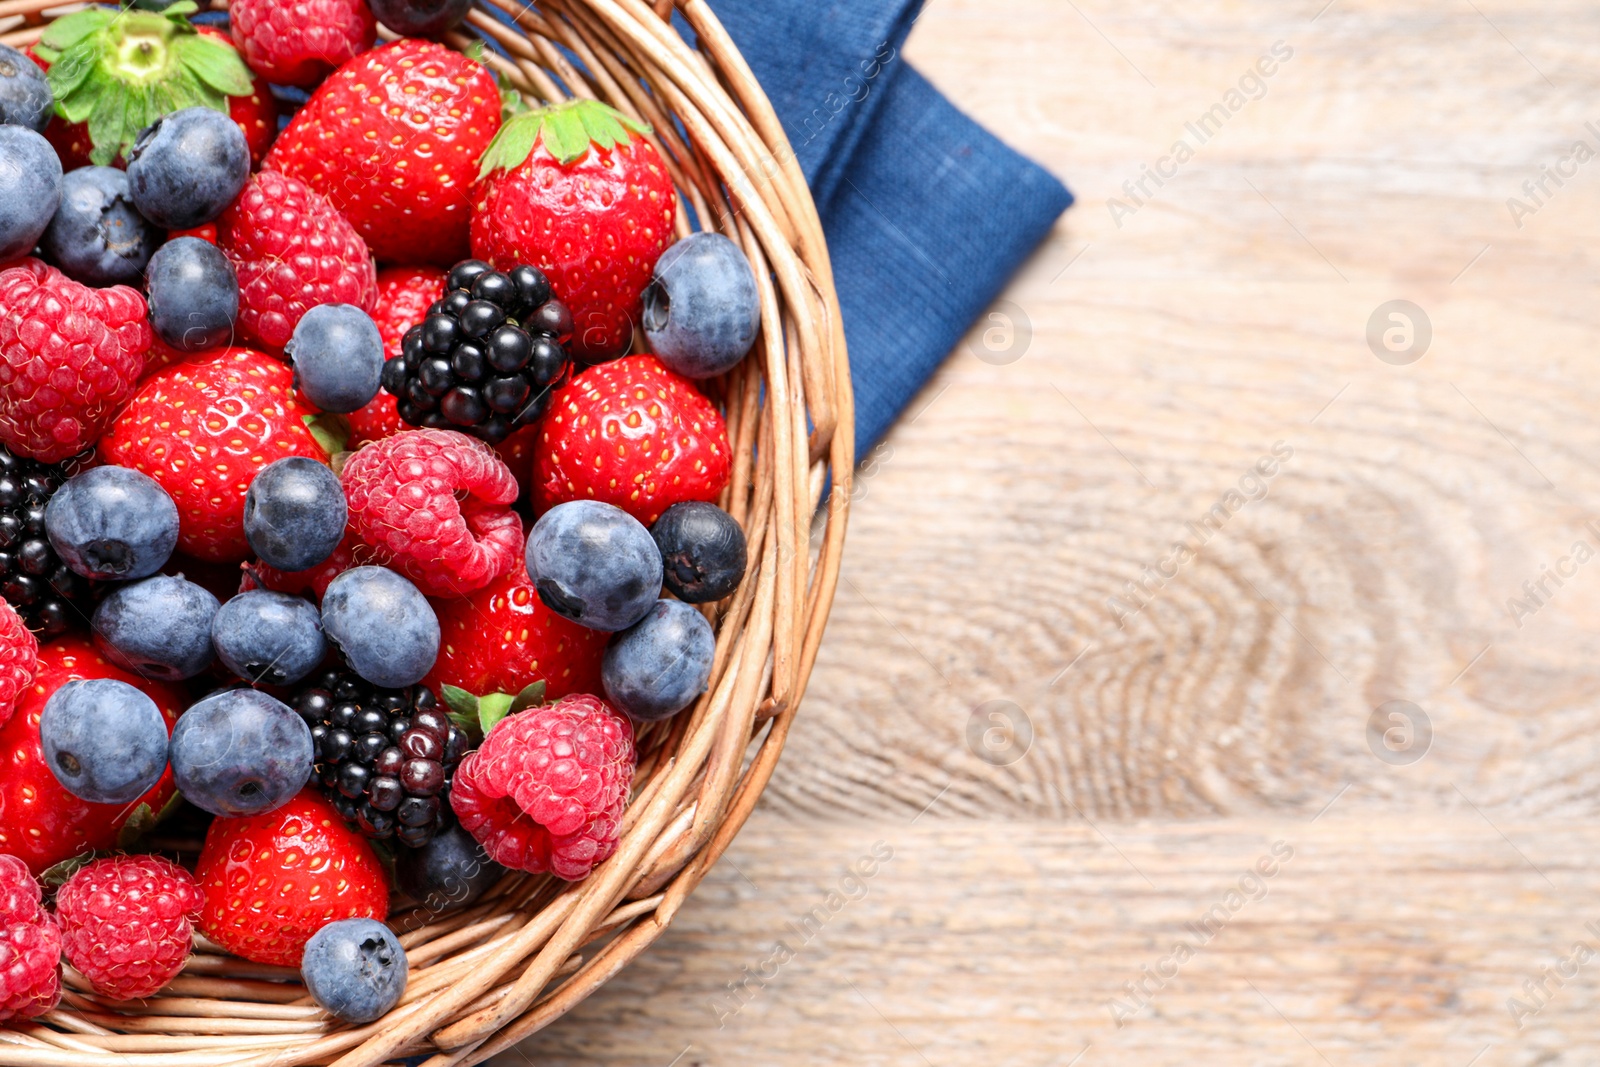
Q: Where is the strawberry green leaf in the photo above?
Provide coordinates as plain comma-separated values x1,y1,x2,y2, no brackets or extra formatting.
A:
441,685,480,718
464,39,488,65
39,854,96,889
87,89,129,166
478,693,516,737
508,680,547,716
44,45,95,103
158,1,202,19
303,413,350,458
174,33,254,97
477,98,653,176
39,8,114,53
115,802,158,850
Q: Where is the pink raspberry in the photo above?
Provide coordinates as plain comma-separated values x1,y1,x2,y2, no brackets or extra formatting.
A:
0,853,59,1021
451,695,635,881
229,0,375,87
0,259,151,462
54,855,203,1001
0,600,37,732
341,429,522,598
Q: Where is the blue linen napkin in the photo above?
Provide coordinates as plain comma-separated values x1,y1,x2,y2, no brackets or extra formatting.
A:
683,0,1073,451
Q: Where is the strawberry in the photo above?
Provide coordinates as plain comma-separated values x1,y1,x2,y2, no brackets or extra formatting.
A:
0,258,150,463
267,41,501,266
424,562,607,706
100,348,328,563
494,425,539,500
0,636,185,876
196,788,390,967
229,0,375,88
243,530,368,602
216,170,379,355
471,99,676,362
29,9,271,168
348,266,448,448
534,355,731,525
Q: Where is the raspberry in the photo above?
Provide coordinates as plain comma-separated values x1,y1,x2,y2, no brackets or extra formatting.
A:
0,854,59,1022
54,855,202,1001
0,259,150,463
450,695,635,881
0,855,44,926
216,170,378,355
341,429,522,597
229,0,375,88
0,599,37,731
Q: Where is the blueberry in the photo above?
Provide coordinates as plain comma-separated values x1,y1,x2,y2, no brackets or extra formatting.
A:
92,575,219,681
146,237,238,352
642,233,761,378
367,0,472,36
169,688,313,817
394,824,502,912
650,502,747,603
213,591,327,686
44,465,179,581
0,127,59,262
601,599,715,722
321,567,439,688
126,107,251,229
243,457,347,573
301,918,408,1024
287,304,385,413
525,500,661,632
0,43,52,133
40,166,159,287
39,679,168,804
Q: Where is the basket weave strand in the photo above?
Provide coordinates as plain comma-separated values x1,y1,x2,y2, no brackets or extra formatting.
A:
0,0,853,1062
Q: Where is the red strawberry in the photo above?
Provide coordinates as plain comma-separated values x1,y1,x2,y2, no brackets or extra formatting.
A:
229,0,375,88
471,99,676,362
348,266,448,448
424,562,607,705
29,11,273,168
195,788,390,967
0,600,37,734
100,348,328,563
494,425,539,500
267,41,501,266
0,258,150,463
341,429,522,597
0,637,185,876
534,355,730,525
244,530,369,602
216,170,379,355
451,694,635,880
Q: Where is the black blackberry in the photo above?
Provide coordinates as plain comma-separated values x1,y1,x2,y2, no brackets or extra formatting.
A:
381,259,575,444
0,446,97,638
293,668,469,849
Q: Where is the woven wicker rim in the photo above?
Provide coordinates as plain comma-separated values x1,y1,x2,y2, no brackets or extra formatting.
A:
0,0,853,1062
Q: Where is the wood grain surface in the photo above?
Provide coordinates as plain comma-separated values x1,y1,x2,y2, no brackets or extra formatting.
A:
499,1,1600,1063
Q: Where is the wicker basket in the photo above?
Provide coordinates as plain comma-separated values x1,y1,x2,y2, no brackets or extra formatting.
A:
0,0,852,1062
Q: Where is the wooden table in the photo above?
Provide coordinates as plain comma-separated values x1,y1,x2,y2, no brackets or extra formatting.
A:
507,2,1600,1063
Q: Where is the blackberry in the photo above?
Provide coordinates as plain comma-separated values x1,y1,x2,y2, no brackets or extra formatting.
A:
0,446,98,638
381,258,574,444
292,668,469,849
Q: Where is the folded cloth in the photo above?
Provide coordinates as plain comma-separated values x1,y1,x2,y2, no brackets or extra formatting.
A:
686,0,1074,450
